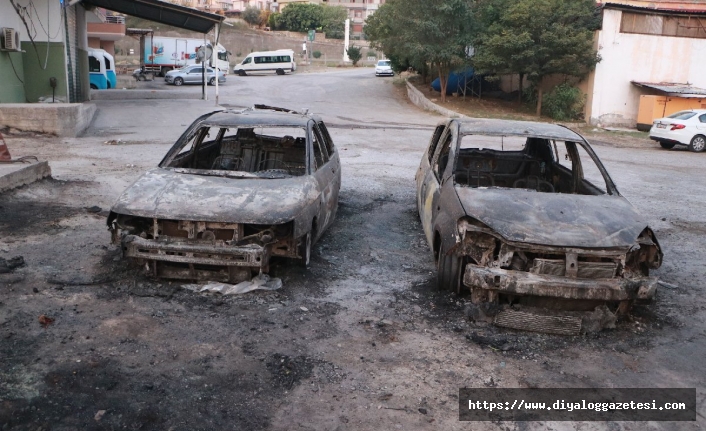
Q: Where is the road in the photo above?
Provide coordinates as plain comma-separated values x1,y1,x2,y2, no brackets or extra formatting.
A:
0,68,704,430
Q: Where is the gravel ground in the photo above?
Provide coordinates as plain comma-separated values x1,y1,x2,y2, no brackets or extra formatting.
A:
0,69,704,430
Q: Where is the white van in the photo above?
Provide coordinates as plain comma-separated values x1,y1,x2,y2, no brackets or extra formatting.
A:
233,50,297,76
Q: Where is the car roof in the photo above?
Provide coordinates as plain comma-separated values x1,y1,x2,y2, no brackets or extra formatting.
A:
200,106,320,128
454,118,584,141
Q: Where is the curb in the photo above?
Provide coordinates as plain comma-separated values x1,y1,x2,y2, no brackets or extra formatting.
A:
405,79,588,130
0,161,52,193
405,80,467,119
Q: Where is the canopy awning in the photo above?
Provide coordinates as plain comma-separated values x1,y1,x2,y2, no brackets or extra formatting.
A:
79,0,224,33
632,81,706,98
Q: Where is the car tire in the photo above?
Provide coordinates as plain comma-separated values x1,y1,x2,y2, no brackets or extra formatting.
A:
208,77,215,85
276,68,284,75
659,141,675,149
436,242,463,293
173,77,183,86
688,135,706,152
237,70,246,76
90,84,98,90
298,230,312,268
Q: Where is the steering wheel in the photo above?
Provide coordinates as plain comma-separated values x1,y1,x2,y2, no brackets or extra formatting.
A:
513,176,555,193
467,172,495,187
212,156,243,171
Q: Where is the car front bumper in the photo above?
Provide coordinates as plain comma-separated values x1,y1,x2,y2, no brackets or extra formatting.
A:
122,234,268,268
463,265,657,302
375,69,394,76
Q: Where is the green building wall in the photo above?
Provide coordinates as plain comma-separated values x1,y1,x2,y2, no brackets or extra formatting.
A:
0,51,27,103
22,42,69,103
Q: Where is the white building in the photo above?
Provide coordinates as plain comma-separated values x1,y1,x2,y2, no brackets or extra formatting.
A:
585,1,706,127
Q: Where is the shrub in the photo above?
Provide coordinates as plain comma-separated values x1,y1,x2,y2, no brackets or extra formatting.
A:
312,51,322,59
346,45,362,66
542,83,585,121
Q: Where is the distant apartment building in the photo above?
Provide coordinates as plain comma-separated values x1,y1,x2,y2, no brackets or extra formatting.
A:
274,0,384,35
324,0,385,35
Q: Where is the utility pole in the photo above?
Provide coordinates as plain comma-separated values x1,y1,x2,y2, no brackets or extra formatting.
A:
343,19,350,62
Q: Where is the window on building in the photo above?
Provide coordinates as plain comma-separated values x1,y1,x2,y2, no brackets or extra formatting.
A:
620,11,706,39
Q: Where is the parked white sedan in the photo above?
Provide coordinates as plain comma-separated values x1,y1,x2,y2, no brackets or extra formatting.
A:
649,109,706,152
374,60,394,77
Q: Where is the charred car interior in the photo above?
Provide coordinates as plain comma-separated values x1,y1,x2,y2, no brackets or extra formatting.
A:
416,119,663,334
108,106,341,283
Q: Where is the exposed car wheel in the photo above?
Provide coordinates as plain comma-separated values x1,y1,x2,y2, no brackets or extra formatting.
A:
688,135,706,152
90,84,98,90
173,77,183,86
237,69,246,76
208,77,215,85
276,68,284,75
436,243,463,292
659,141,675,149
298,231,312,268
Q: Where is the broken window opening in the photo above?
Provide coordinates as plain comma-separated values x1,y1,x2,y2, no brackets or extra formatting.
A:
162,125,308,177
452,135,610,195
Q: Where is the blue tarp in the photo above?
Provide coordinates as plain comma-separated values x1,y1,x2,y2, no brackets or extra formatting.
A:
431,68,475,95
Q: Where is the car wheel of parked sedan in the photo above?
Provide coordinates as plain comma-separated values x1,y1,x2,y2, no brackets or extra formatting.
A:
298,230,312,268
436,243,464,293
173,77,183,86
659,141,675,149
208,77,215,85
688,135,706,152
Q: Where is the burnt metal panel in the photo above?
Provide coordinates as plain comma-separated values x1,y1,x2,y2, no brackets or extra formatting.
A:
457,118,584,141
454,186,647,248
463,265,658,301
111,168,320,225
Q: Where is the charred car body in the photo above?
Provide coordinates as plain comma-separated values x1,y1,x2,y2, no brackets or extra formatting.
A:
108,105,340,282
416,118,662,333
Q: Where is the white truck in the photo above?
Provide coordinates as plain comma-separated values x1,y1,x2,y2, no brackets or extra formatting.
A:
143,36,230,76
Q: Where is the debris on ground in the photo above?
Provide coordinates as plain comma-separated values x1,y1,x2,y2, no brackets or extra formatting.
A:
38,314,54,328
182,273,282,295
0,256,25,273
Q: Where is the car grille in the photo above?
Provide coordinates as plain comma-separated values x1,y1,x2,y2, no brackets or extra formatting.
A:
530,258,617,279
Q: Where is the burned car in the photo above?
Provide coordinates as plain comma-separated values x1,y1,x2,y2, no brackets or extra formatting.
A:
108,105,340,282
416,118,662,333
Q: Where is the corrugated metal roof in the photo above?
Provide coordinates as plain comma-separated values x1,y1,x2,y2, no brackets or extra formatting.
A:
601,0,706,13
80,0,224,33
632,81,706,97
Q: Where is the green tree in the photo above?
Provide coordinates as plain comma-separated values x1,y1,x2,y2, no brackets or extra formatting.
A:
346,45,362,66
268,12,282,30
473,0,600,115
321,5,348,39
242,6,262,27
280,3,323,32
364,0,475,101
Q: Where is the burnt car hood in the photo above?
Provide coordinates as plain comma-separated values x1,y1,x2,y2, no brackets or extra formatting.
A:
455,187,648,249
111,168,319,224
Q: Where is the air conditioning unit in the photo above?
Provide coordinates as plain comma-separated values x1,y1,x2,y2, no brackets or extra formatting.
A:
1,28,20,51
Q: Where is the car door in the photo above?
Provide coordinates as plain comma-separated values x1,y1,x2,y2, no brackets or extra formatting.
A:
187,67,202,84
317,121,341,222
309,123,336,239
418,122,450,248
697,113,706,132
